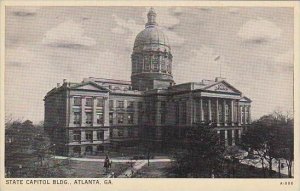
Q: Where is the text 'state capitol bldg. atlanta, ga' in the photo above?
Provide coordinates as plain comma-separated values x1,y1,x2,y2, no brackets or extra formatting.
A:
44,8,252,156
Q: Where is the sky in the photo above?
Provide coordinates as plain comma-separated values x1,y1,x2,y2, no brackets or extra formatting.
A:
5,6,294,123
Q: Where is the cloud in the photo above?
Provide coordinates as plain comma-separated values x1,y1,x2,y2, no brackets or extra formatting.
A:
11,7,39,17
42,20,96,48
238,18,282,44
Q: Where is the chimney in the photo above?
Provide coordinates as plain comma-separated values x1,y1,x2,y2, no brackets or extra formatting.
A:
63,79,67,83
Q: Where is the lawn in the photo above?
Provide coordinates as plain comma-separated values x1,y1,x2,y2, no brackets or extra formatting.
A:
132,162,174,178
46,159,131,178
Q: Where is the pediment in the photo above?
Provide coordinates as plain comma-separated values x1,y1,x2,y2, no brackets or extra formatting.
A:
71,82,109,92
204,81,241,94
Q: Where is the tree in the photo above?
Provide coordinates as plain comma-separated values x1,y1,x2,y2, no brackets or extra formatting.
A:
240,111,294,178
5,119,54,177
174,124,225,177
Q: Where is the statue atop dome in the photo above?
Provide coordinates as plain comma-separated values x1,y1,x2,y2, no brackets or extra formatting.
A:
146,7,158,27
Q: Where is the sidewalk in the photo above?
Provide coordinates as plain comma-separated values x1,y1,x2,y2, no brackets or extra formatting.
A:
52,156,173,163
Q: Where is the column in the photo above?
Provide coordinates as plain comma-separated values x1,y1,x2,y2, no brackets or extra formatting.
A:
224,130,228,147
208,99,212,122
69,96,74,127
216,98,220,126
238,129,242,139
92,97,97,126
237,102,241,126
231,100,234,126
248,106,252,123
232,130,235,146
193,98,197,124
81,130,86,142
103,97,109,126
113,100,117,125
200,98,204,122
69,130,73,143
81,97,86,127
223,99,227,126
93,130,97,141
243,106,247,125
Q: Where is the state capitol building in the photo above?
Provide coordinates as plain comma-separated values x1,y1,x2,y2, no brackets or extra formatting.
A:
44,8,252,156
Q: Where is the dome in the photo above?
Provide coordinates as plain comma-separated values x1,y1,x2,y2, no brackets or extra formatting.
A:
133,8,170,52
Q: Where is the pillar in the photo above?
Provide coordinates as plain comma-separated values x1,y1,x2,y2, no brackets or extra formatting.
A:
232,129,235,146
243,106,247,125
208,98,212,122
93,130,97,141
69,96,74,127
69,130,73,143
238,129,242,139
93,97,97,125
81,97,86,127
81,130,86,142
193,98,197,124
104,97,109,126
224,130,228,147
237,102,241,126
223,99,227,126
200,98,204,122
231,100,234,126
248,106,251,123
80,146,85,156
216,98,220,126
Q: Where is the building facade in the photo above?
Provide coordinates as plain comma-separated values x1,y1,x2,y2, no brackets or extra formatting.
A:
44,8,251,156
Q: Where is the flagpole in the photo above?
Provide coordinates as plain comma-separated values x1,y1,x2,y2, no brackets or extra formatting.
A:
214,55,221,78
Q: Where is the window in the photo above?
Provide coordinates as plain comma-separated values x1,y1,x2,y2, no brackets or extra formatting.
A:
160,57,166,73
117,101,124,109
74,112,81,124
109,100,114,110
97,131,104,140
74,97,81,106
152,56,159,72
127,101,134,109
117,113,124,124
97,98,104,107
144,56,150,71
85,131,93,141
86,112,92,124
127,113,134,124
109,113,113,124
118,129,124,137
86,98,93,107
73,131,81,141
96,113,103,124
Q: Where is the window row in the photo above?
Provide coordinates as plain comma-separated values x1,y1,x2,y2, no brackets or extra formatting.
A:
73,112,104,125
73,97,105,107
109,113,134,125
109,100,135,109
73,130,104,142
